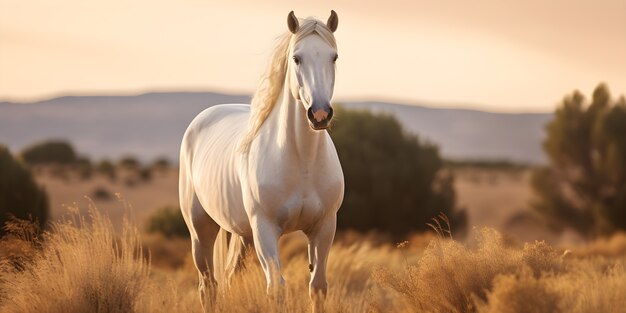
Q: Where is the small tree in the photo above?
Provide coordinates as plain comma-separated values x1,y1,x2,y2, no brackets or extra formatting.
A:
0,145,49,236
329,106,466,238
20,140,78,165
532,83,626,236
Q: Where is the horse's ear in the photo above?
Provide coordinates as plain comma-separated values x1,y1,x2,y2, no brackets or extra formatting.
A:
287,11,299,34
326,10,338,32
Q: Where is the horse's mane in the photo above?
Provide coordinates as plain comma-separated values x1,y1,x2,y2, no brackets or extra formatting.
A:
239,18,337,152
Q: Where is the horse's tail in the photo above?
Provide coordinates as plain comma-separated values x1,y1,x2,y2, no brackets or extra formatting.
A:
226,232,244,276
214,229,244,285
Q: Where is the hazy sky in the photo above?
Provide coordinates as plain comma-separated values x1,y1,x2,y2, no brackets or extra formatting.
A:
1,0,625,112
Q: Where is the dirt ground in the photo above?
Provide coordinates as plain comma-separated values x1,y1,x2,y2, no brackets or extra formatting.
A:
36,167,179,231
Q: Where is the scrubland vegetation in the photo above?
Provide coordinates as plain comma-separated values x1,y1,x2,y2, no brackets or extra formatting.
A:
532,84,626,236
0,146,48,237
2,84,626,312
1,206,624,313
330,106,466,237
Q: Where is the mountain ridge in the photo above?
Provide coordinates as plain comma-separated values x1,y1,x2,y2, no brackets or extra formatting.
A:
0,91,551,163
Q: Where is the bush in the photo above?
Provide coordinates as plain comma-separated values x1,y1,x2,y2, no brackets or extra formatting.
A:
95,159,117,181
329,106,466,238
139,168,152,182
19,140,78,165
151,157,171,171
532,83,626,236
119,156,140,170
145,206,189,238
74,157,93,180
91,187,113,201
0,145,49,237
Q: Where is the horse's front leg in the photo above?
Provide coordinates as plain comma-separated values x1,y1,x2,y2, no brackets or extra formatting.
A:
250,215,285,293
307,214,337,312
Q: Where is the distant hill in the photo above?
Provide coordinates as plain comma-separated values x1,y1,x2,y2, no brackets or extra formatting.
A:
0,92,551,163
341,102,551,164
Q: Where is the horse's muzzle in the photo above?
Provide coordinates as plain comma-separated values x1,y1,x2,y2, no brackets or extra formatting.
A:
307,106,334,130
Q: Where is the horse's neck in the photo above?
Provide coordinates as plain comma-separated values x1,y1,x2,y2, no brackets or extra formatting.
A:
268,84,326,162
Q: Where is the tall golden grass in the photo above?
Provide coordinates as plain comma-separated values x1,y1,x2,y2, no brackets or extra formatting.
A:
1,207,625,313
0,207,148,313
374,228,626,312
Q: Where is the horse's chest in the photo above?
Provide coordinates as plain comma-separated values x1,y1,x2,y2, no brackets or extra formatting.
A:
275,183,337,232
255,167,343,232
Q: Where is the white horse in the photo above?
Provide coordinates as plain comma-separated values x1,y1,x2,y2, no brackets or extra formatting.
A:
179,10,344,310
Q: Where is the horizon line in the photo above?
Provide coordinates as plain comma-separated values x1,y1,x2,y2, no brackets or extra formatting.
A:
0,87,554,115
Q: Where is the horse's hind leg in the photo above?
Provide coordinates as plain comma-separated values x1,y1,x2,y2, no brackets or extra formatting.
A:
188,198,220,310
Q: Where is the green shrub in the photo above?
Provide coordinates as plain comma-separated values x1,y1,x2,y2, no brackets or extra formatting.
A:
119,156,140,170
91,187,113,201
139,168,152,182
0,145,49,236
151,157,170,171
145,206,189,238
95,159,117,181
74,157,93,180
532,83,626,236
329,106,466,238
19,140,77,165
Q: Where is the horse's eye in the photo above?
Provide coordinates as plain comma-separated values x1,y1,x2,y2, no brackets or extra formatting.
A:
293,56,300,65
333,54,338,63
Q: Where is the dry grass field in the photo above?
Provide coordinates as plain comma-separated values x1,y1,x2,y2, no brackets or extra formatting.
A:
39,166,575,244
34,167,179,231
1,206,625,313
1,167,625,312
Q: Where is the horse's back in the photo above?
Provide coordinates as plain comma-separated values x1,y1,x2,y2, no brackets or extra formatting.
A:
181,103,251,235
185,103,249,133
182,104,249,161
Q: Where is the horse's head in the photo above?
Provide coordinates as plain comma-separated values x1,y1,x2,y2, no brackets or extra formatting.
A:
286,11,339,130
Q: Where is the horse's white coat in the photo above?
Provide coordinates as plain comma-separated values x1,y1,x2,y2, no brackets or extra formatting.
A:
179,12,344,310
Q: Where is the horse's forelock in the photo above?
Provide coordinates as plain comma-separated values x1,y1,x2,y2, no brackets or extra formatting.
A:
293,18,337,49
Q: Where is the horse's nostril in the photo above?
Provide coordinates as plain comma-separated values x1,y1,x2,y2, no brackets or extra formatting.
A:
307,106,332,129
